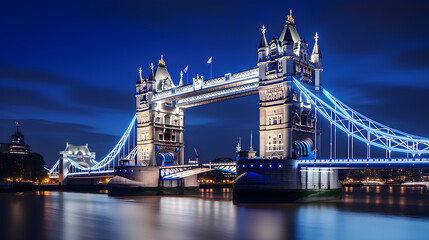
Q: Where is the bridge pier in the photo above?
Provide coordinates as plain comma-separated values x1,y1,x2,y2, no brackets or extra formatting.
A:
108,165,198,196
233,159,341,203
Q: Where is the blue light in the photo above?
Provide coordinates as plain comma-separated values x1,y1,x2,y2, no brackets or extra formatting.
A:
279,164,282,168
125,170,127,172
259,164,263,168
131,170,134,173
294,79,429,154
250,164,253,168
119,170,122,172
243,164,245,167
269,164,272,168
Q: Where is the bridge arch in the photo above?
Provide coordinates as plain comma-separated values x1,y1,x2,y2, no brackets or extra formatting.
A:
156,152,175,166
293,137,314,159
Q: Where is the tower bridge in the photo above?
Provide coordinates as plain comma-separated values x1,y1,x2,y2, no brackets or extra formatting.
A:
44,11,429,201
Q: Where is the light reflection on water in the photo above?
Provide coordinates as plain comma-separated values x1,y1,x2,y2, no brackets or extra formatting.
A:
1,187,429,240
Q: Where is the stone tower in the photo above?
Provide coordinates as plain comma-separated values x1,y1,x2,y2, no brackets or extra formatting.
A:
136,56,185,166
258,10,322,160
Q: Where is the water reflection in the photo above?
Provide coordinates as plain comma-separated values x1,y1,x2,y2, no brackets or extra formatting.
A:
0,187,429,240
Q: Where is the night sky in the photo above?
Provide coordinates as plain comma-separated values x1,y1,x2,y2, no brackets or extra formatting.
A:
2,0,429,167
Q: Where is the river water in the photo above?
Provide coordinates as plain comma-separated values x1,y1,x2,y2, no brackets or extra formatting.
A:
1,186,429,240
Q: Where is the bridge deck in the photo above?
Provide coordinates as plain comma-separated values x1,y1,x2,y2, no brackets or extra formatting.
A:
298,158,429,168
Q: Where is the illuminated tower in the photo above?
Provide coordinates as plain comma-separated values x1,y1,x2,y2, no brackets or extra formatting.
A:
136,56,185,166
258,10,322,160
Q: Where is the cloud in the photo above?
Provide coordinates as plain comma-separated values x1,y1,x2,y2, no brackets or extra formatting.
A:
68,85,134,111
0,85,91,115
391,47,429,69
319,0,429,55
0,62,75,85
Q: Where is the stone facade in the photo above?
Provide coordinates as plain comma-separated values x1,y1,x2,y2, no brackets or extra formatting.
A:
136,58,185,166
257,11,322,160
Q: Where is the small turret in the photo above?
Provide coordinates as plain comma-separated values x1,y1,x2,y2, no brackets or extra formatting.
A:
178,70,184,87
311,32,322,66
311,33,323,91
137,67,143,84
258,25,269,61
259,25,268,49
147,63,155,91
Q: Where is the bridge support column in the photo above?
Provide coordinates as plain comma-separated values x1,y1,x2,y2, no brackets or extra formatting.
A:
136,103,185,166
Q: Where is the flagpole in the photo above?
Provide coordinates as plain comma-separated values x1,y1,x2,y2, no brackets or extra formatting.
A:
210,60,212,79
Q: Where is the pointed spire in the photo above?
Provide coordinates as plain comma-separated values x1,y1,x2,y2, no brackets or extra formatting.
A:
312,32,321,54
311,32,322,63
236,136,242,152
178,70,184,87
137,67,143,84
149,63,155,81
283,24,293,43
259,25,268,49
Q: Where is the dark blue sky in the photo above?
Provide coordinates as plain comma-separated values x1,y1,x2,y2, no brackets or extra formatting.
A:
2,0,429,166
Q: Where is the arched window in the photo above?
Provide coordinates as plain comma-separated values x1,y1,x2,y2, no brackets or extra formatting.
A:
164,115,170,125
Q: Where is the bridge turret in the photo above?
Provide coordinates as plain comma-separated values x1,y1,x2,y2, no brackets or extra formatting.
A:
258,25,268,61
310,33,322,90
147,63,155,92
137,67,143,85
178,70,184,87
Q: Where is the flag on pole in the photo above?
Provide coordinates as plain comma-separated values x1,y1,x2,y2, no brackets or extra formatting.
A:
184,65,188,73
207,56,212,64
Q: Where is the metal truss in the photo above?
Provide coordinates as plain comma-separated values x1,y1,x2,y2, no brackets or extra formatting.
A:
89,115,136,170
125,146,137,161
46,115,137,177
293,78,429,155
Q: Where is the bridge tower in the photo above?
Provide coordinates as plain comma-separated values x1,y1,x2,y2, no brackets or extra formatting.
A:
136,57,185,166
258,10,322,160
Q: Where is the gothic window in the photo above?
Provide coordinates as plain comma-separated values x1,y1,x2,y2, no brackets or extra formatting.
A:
156,117,161,123
164,115,170,125
279,116,282,124
159,133,163,140
273,116,278,125
172,132,176,142
301,114,308,126
174,119,179,125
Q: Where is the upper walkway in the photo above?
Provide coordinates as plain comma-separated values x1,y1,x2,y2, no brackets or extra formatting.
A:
151,68,259,108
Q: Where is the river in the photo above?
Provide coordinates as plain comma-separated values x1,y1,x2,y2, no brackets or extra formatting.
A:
1,186,429,240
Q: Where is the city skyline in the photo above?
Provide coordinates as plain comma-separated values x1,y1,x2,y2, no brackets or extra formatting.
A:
2,0,429,165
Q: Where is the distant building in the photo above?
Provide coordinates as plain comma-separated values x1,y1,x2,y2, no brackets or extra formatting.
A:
60,143,96,168
1,124,31,154
0,143,9,154
9,130,30,154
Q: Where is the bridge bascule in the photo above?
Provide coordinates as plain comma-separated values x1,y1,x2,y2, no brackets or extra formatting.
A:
45,11,429,191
